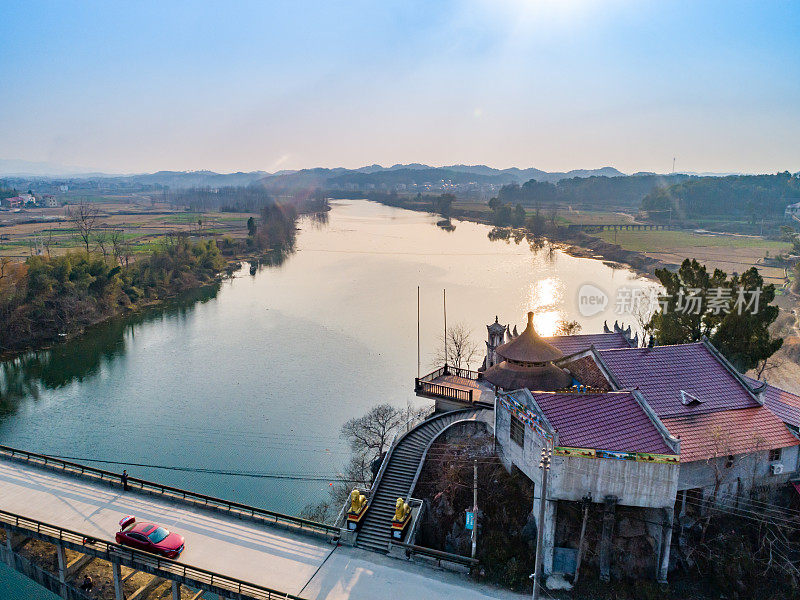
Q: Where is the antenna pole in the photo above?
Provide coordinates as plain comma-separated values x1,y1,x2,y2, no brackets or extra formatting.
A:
443,289,448,370
417,286,421,378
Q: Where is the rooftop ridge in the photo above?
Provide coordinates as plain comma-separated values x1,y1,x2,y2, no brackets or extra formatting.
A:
598,340,705,351
700,336,763,405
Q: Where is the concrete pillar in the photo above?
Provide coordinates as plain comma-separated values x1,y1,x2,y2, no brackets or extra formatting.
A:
598,495,617,582
112,562,124,600
542,500,557,576
56,544,67,583
658,508,674,584
172,580,180,600
56,543,67,597
3,528,12,566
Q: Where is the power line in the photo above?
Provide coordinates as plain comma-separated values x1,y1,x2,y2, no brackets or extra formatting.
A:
44,453,363,482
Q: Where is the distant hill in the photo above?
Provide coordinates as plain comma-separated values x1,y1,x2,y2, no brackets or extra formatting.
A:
254,164,626,190
128,170,270,188
0,161,629,192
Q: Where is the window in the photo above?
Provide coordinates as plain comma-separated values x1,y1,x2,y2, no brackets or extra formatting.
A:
769,448,782,462
510,415,525,447
147,527,170,543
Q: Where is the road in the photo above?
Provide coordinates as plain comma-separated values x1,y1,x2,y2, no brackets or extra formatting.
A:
0,457,525,600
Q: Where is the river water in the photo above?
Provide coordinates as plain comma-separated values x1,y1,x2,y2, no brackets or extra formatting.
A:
0,200,655,519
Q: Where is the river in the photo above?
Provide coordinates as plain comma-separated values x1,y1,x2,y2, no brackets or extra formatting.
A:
0,198,655,524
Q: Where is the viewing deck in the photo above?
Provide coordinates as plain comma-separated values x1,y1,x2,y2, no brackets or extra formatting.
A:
414,366,494,408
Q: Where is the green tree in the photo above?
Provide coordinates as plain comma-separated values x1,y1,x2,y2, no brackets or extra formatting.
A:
710,267,782,372
648,259,782,372
434,193,454,219
512,204,526,227
247,216,256,236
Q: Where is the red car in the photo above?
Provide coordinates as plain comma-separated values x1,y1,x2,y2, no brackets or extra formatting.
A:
115,516,185,559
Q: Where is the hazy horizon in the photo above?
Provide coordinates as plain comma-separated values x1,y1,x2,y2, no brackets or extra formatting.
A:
2,1,798,175
0,157,774,179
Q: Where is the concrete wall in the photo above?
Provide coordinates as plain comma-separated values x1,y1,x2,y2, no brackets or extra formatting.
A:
678,445,800,499
496,401,678,509
549,457,678,509
495,401,547,484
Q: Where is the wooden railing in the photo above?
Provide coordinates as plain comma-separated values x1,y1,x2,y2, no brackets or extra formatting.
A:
415,365,483,403
415,380,474,403
0,507,305,600
418,365,481,383
0,444,338,539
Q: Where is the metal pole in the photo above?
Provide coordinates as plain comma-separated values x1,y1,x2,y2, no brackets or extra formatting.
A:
443,289,448,369
417,286,420,378
471,459,478,559
532,444,551,600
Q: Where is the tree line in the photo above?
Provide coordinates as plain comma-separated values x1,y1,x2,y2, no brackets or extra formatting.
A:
642,172,800,222
0,235,227,353
0,191,326,354
497,174,689,209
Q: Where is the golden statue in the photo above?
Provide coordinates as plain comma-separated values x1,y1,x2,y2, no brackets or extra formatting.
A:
393,497,411,522
349,489,367,514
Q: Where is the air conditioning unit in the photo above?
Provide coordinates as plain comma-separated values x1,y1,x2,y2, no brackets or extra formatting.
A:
770,463,784,475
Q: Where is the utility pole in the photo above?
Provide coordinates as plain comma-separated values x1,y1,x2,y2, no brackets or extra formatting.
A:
417,286,420,378
471,459,478,559
532,443,552,600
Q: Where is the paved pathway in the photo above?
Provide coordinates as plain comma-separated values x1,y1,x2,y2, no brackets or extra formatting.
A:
0,458,525,600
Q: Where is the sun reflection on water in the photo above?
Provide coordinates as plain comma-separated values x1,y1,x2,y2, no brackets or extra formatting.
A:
526,278,564,336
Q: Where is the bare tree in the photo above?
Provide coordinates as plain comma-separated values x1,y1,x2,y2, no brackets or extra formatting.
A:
754,355,782,380
109,229,131,266
0,257,13,286
94,230,109,258
340,402,430,482
67,200,99,254
433,322,479,369
555,319,582,336
42,228,56,257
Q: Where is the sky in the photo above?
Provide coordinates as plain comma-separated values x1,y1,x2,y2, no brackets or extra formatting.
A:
1,0,799,175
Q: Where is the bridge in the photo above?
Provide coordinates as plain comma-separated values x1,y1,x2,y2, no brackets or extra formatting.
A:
565,223,675,232
0,440,517,600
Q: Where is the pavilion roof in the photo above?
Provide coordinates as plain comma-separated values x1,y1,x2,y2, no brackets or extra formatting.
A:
495,311,563,363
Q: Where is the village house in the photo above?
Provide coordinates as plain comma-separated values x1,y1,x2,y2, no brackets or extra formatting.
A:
415,312,800,583
785,201,800,219
2,196,23,209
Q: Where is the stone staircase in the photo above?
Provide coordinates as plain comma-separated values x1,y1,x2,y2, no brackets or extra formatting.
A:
355,408,489,553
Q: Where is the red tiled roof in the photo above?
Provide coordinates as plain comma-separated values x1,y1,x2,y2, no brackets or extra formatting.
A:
597,343,760,419
745,377,800,429
662,407,799,462
560,356,613,390
545,332,631,355
525,391,674,455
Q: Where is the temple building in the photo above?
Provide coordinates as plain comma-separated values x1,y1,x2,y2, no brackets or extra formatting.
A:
482,312,572,391
415,312,800,584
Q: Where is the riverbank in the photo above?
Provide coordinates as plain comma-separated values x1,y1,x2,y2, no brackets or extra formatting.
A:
365,196,674,280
